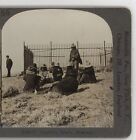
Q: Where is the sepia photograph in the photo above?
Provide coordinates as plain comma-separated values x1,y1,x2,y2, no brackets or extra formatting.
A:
1,9,114,128
0,9,114,128
0,8,115,130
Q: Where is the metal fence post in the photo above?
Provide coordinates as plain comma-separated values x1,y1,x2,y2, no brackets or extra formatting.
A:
100,53,102,66
76,41,79,49
104,40,107,66
23,41,26,72
83,52,85,64
50,41,52,65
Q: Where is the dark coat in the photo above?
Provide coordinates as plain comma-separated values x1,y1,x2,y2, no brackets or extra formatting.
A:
65,66,78,79
23,74,41,91
30,64,38,74
70,49,82,64
52,66,63,81
40,66,47,72
6,58,13,69
57,76,78,94
79,66,97,84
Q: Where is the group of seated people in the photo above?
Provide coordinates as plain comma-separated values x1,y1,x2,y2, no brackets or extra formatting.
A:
23,62,63,92
23,62,97,94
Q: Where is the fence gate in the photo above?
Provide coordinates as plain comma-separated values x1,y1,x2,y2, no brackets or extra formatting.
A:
24,43,34,71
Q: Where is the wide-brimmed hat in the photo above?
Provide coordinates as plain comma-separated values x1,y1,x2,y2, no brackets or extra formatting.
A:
71,43,76,49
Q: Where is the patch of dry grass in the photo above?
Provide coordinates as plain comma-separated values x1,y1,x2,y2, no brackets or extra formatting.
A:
2,72,113,128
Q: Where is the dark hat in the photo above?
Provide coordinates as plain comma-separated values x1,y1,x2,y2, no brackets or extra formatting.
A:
71,44,76,49
28,66,34,71
51,62,55,65
32,63,37,68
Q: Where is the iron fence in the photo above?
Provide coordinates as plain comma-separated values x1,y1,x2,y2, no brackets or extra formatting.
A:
24,41,113,69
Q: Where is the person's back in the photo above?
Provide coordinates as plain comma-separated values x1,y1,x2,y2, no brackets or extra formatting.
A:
23,73,38,91
60,66,78,94
41,65,47,72
57,76,78,94
65,66,78,79
79,66,97,84
23,66,41,92
52,66,63,81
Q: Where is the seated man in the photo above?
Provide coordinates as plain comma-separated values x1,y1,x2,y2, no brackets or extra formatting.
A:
51,62,63,81
23,65,41,93
31,63,38,74
40,64,48,76
79,66,97,84
64,65,78,79
39,64,48,85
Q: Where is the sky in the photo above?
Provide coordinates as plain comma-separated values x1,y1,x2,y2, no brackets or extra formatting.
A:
2,9,112,76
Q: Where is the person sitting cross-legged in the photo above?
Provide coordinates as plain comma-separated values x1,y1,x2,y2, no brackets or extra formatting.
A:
23,64,41,93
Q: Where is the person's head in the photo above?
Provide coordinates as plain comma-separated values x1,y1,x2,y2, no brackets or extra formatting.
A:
86,60,91,66
6,55,9,59
71,43,76,49
88,62,91,65
51,62,55,67
57,63,60,66
26,66,35,74
33,63,37,68
43,64,46,67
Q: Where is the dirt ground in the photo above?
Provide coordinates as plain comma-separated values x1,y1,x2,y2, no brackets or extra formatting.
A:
2,72,113,128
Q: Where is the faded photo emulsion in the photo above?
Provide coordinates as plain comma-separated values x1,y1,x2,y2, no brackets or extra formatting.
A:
1,9,113,128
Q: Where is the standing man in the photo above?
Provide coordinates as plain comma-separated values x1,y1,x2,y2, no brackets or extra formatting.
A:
69,43,82,72
6,55,13,77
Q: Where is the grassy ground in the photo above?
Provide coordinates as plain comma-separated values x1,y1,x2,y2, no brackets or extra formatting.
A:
2,72,113,128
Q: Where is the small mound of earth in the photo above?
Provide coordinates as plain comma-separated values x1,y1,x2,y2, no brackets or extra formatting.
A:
2,86,20,98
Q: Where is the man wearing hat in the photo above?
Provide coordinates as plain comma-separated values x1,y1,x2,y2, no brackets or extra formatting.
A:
6,55,13,77
69,43,82,72
23,63,40,93
50,62,63,81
